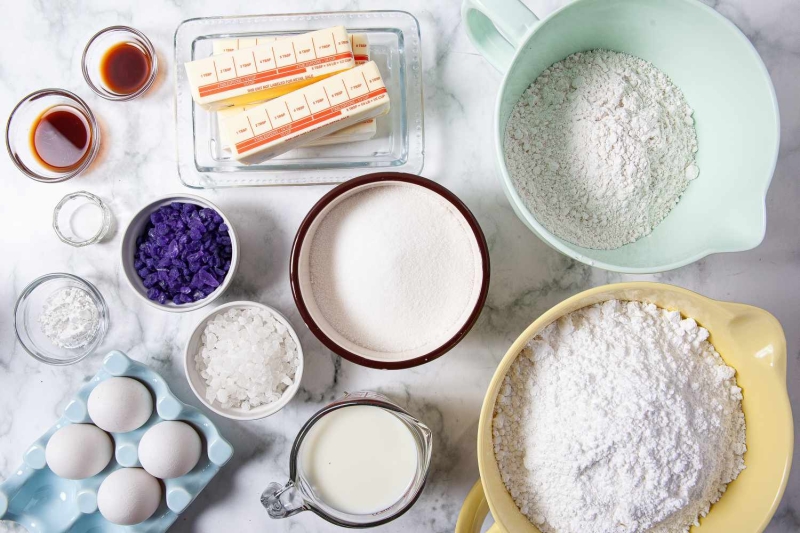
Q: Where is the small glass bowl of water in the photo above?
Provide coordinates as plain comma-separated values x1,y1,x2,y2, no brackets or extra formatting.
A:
53,191,112,247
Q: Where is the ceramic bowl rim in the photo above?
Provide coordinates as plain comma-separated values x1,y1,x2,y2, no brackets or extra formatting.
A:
183,300,304,421
289,172,491,370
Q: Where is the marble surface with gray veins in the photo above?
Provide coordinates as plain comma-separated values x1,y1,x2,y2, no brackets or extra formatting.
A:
1,0,798,531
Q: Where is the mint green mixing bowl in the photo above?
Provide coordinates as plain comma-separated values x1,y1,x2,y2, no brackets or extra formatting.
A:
462,0,779,273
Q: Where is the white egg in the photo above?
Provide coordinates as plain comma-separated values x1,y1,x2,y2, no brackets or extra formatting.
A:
97,468,162,525
88,377,153,433
138,421,202,479
45,423,113,480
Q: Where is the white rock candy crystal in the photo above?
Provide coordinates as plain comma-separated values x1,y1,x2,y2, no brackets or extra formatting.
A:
195,308,299,410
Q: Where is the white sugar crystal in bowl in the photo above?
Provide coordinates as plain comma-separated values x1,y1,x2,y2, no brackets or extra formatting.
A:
184,301,304,421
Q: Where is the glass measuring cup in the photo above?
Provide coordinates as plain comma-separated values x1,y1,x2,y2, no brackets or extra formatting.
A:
261,391,433,528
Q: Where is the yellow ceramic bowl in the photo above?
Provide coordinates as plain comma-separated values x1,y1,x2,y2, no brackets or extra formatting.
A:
456,282,793,533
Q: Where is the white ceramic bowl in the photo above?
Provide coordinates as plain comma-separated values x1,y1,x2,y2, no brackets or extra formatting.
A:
120,194,239,313
290,173,490,370
184,301,304,421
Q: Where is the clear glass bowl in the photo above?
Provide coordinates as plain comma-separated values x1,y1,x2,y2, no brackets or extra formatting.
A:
6,89,100,182
82,26,158,101
174,11,424,187
52,191,112,247
14,273,109,365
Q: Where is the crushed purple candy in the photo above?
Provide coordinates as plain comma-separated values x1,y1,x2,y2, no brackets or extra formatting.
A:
135,202,233,305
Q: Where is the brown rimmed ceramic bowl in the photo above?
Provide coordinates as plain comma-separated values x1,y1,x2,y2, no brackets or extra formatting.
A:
290,172,490,370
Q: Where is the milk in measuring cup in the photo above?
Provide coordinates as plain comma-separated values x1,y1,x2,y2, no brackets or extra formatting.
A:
299,405,418,515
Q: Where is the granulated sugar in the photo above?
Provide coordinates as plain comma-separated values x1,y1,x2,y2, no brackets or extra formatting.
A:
504,50,699,250
493,300,745,533
308,184,481,354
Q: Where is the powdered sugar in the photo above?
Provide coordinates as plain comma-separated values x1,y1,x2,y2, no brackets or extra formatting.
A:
493,300,745,533
505,50,699,250
39,287,100,349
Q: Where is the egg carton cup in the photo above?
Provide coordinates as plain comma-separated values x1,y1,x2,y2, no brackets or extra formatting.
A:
0,350,234,532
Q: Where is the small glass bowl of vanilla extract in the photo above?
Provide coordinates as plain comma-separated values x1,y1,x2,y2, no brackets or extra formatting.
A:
6,88,100,182
82,26,157,101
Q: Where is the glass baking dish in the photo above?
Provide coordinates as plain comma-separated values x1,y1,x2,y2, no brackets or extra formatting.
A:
174,11,424,188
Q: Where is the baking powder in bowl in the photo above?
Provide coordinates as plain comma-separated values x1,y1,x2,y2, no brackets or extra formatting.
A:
307,183,482,356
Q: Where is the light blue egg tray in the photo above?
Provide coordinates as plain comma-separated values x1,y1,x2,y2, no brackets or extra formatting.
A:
0,350,234,532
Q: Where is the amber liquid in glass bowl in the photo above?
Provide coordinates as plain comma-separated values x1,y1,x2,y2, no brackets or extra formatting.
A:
100,42,152,95
29,106,92,172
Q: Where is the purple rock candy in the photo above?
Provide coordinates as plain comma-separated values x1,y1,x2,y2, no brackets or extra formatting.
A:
133,202,232,305
198,268,220,288
166,240,180,258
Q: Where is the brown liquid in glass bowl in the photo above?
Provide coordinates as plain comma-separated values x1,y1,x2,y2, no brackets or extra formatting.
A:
30,106,92,172
100,42,152,95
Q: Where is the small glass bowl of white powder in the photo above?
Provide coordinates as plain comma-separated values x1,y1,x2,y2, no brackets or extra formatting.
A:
14,273,108,365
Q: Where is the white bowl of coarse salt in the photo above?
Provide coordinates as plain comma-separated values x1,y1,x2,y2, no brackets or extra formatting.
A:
184,301,303,421
290,173,490,369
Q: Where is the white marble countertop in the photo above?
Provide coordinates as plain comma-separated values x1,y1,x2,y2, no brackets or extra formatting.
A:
1,0,797,531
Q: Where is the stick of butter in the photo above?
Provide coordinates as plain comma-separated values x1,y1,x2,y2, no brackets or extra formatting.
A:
212,37,275,55
185,26,355,109
216,34,376,149
221,61,389,164
213,33,370,62
350,33,369,64
218,110,377,150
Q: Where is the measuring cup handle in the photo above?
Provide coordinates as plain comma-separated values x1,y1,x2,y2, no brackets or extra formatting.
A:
461,0,539,72
261,481,306,519
455,480,502,533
